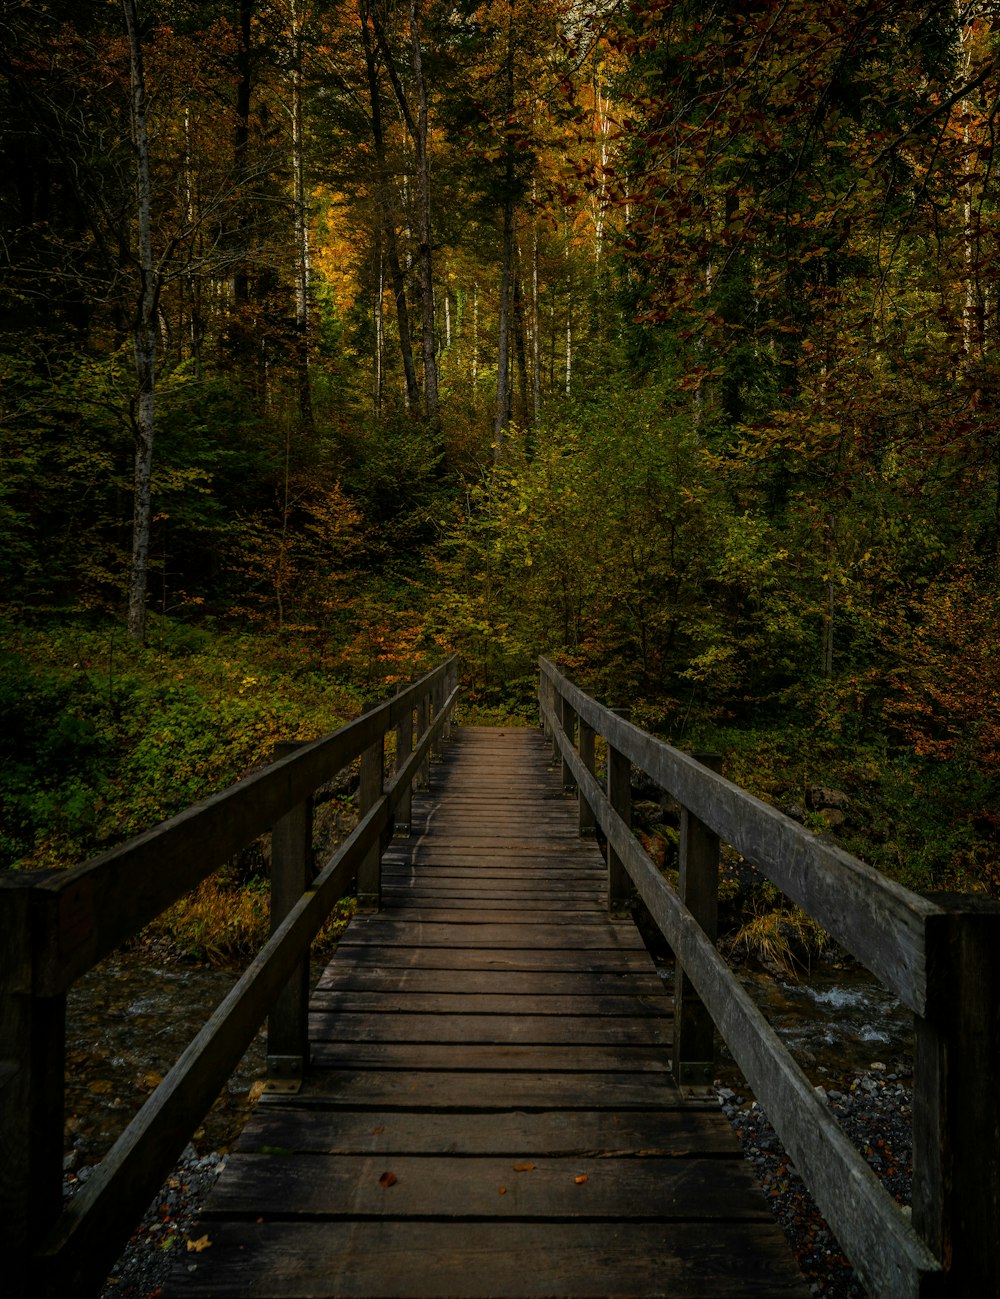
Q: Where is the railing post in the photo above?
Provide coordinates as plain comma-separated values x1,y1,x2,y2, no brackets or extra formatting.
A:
913,898,1000,1296
560,695,577,792
358,714,384,912
578,717,596,836
431,675,445,761
267,741,313,1090
606,707,632,917
0,876,65,1293
395,700,414,836
415,692,430,791
673,751,722,1090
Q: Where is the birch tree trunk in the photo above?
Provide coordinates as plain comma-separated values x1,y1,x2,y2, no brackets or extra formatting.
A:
123,0,158,644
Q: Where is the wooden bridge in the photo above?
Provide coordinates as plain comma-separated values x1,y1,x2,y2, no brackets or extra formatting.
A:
2,657,999,1298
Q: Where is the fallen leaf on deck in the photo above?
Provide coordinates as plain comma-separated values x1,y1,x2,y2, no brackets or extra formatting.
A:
379,1171,398,1188
512,1163,535,1172
574,1175,589,1185
498,1186,507,1195
187,1236,212,1253
371,1126,385,1135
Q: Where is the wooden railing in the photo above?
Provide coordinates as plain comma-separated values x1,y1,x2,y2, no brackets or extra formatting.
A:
539,656,1000,1299
0,656,459,1299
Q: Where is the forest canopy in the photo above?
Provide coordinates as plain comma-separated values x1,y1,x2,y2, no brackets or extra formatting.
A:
1,0,998,894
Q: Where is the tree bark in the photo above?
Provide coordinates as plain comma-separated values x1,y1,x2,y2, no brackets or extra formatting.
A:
360,0,420,409
122,0,158,644
289,0,314,433
408,0,438,417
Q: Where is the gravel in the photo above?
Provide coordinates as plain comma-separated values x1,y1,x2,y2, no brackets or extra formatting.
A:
717,1061,914,1298
63,1146,228,1299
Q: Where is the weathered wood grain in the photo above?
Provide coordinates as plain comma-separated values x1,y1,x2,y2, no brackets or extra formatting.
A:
231,1108,726,1155
165,1221,808,1297
306,1010,671,1046
203,1152,768,1220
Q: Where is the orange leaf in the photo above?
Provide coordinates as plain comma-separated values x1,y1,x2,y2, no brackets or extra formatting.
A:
186,1235,212,1253
574,1175,589,1185
512,1163,536,1173
498,1185,507,1195
379,1171,398,1188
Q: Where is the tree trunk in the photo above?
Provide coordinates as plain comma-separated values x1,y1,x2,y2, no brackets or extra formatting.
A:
493,31,516,451
494,194,514,451
408,0,438,417
360,0,420,409
532,210,542,424
290,0,314,433
122,0,158,644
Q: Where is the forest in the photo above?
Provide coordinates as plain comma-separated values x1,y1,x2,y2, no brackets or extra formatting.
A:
2,0,999,919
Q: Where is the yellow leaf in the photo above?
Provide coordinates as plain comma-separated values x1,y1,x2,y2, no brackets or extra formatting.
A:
187,1235,212,1253
575,1175,589,1185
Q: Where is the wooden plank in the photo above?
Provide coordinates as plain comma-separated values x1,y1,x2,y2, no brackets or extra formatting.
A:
328,944,657,973
368,907,606,924
309,1042,671,1071
381,893,603,910
232,1108,731,1156
269,1068,681,1109
202,1153,768,1221
314,967,668,998
163,1221,809,1297
337,921,645,950
309,991,670,1017
306,1011,671,1046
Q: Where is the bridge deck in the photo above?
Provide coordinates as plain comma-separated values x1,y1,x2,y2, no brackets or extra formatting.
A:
164,726,808,1297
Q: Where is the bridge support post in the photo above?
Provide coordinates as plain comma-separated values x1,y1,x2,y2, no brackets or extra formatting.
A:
578,718,596,835
268,743,314,1090
416,695,430,791
673,752,722,1090
358,728,384,912
0,876,65,1298
913,898,1000,1296
607,709,632,917
395,703,414,835
560,697,577,792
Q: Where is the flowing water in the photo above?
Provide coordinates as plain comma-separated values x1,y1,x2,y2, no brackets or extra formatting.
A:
658,958,914,1088
64,943,269,1171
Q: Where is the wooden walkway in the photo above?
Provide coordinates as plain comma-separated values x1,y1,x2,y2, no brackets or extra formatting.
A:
164,727,808,1298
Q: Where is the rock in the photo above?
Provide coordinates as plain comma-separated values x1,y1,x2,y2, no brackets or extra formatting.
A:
783,801,807,823
808,785,849,811
818,807,846,828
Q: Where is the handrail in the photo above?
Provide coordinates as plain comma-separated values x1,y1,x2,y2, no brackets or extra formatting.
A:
539,656,1000,1299
0,655,460,1299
